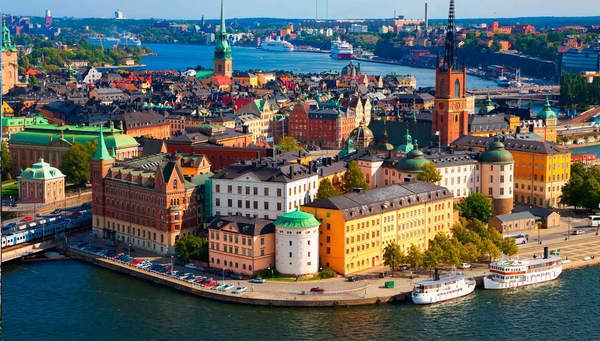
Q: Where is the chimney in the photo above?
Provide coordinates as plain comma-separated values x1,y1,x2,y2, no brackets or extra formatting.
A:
434,268,439,281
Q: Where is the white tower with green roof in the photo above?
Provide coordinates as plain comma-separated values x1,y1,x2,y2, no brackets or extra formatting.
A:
274,208,320,276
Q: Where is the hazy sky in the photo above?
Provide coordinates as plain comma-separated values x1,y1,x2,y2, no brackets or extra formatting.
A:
2,0,599,20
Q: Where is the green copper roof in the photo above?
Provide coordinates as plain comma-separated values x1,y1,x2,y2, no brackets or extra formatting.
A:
274,208,320,228
397,143,431,172
9,124,139,150
338,138,357,157
396,129,414,153
18,158,65,180
481,139,513,163
537,97,557,120
2,115,48,127
93,127,113,161
482,95,495,114
195,70,215,79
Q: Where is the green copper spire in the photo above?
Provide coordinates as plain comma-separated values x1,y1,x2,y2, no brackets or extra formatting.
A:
220,0,226,35
214,0,232,61
2,16,16,52
537,96,557,120
93,127,113,161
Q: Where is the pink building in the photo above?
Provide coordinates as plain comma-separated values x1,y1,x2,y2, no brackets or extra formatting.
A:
18,158,65,204
208,216,275,276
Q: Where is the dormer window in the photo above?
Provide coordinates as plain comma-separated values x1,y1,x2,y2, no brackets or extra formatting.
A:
173,179,178,189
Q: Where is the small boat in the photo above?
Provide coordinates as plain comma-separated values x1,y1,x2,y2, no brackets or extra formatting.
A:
411,269,476,305
484,247,562,290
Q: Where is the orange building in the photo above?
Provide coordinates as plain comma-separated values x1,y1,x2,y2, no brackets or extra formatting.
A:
208,216,275,276
115,111,171,140
2,20,19,95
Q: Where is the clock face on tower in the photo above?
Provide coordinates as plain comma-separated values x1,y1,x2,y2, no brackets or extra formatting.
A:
453,102,462,110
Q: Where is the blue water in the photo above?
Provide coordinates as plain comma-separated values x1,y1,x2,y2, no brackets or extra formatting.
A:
3,260,599,340
142,43,498,90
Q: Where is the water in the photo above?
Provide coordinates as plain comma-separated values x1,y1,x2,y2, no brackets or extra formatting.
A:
142,43,498,90
571,144,600,157
3,259,599,340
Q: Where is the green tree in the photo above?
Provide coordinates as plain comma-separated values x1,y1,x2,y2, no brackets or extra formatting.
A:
405,244,424,269
316,178,341,200
175,235,208,262
417,162,442,183
422,249,441,269
276,136,304,153
319,267,336,279
342,160,368,192
482,239,501,261
500,237,519,256
383,241,405,271
1,141,13,179
60,142,96,185
458,192,494,222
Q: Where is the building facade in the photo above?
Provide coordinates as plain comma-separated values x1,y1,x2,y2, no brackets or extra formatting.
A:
288,103,355,149
302,182,454,275
208,216,275,276
2,19,19,95
212,160,319,220
91,133,204,255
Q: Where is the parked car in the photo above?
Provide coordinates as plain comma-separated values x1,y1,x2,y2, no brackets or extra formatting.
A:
346,276,360,282
184,263,198,270
571,229,585,235
203,280,218,288
212,283,226,290
232,286,248,294
21,217,33,222
378,272,387,278
310,287,325,293
249,278,265,284
399,265,410,271
459,263,472,269
219,284,234,292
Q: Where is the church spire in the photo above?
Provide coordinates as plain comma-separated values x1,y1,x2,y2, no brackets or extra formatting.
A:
220,0,226,36
93,127,113,161
443,0,456,70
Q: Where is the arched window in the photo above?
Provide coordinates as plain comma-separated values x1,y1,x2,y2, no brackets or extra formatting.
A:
454,79,461,98
439,79,446,97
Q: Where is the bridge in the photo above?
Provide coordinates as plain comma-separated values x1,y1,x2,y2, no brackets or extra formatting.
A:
468,85,560,102
1,227,90,263
560,106,600,126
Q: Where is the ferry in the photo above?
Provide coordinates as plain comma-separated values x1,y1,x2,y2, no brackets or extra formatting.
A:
88,33,142,48
411,270,476,305
260,38,294,52
484,247,562,290
330,39,353,60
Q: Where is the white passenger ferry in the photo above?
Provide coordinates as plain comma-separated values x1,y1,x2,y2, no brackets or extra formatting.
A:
411,270,476,305
484,248,562,290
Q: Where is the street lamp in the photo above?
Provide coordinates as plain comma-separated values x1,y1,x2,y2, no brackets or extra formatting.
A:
566,217,571,241
171,255,174,275
128,242,131,257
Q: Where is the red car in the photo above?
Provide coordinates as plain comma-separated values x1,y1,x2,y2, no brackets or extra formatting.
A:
310,287,325,293
203,280,218,288
129,258,144,266
21,217,33,222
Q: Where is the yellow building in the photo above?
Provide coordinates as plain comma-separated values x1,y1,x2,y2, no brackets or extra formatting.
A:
454,136,570,208
233,72,258,88
302,182,454,275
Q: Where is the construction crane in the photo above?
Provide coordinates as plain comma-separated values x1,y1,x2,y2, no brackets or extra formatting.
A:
581,71,600,84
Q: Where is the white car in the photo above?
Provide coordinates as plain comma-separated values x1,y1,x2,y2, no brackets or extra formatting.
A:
184,263,198,270
459,263,472,269
219,284,234,292
232,286,247,294
212,283,226,291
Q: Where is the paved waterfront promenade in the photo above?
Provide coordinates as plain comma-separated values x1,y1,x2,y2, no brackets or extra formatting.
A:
60,219,600,307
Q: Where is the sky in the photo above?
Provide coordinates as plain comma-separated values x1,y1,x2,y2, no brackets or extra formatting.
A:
2,0,599,20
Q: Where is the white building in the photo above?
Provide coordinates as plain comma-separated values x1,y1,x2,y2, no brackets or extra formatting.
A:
212,160,319,220
274,209,320,276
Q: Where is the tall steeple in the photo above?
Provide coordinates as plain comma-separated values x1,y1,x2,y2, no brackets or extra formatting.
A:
2,15,16,51
443,0,456,70
93,127,113,161
220,0,226,36
213,0,232,78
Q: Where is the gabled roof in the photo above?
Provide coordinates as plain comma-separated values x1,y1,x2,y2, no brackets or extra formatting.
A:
208,215,275,236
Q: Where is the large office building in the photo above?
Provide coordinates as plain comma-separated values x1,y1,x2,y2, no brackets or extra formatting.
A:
560,48,600,75
302,182,454,275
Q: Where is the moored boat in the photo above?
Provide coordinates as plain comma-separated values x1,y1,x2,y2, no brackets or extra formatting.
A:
484,247,562,290
411,269,476,305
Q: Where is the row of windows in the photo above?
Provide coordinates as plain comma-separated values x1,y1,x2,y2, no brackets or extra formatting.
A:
210,258,254,272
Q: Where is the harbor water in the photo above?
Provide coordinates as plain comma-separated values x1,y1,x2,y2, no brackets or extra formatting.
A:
141,43,498,90
3,260,599,340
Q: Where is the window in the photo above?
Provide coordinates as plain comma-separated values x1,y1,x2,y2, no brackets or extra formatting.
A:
264,188,269,196
215,184,220,192
264,202,269,210
289,252,292,258
289,241,292,246
489,188,493,195
277,188,282,197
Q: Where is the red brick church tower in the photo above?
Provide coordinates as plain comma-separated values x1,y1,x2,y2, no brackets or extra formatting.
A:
432,0,469,146
90,128,114,238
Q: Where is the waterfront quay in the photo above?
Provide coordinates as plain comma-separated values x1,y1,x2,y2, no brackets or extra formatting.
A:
60,217,600,308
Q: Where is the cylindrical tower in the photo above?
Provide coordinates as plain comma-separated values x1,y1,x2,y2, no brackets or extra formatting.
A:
274,208,320,276
480,139,514,215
